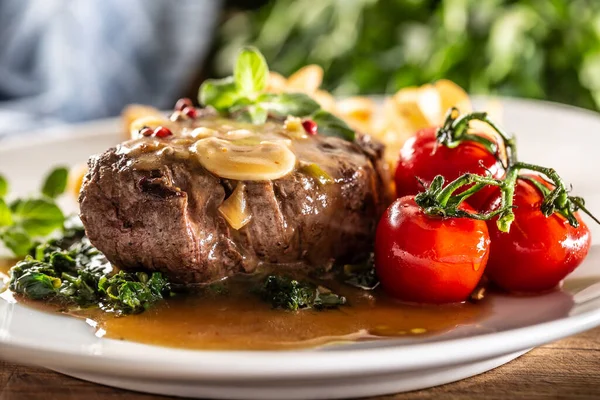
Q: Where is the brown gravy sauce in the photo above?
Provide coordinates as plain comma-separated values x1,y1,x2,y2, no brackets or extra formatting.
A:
1,260,489,350
120,116,368,182
85,289,486,350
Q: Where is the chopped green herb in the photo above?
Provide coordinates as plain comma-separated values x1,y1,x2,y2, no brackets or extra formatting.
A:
8,224,172,315
257,275,346,311
99,271,172,314
343,254,379,290
313,286,347,310
41,167,69,199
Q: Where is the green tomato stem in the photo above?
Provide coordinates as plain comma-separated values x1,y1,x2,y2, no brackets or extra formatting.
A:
437,107,517,167
417,160,598,232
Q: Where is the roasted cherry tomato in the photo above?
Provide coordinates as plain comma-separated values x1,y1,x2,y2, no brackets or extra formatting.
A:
395,127,504,209
484,176,592,293
375,196,490,304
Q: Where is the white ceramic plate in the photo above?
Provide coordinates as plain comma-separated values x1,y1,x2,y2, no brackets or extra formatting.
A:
1,97,599,400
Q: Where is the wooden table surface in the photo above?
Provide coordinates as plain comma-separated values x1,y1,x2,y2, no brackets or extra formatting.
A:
1,327,599,400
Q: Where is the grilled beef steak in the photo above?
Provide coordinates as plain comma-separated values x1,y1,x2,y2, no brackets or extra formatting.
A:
79,116,391,284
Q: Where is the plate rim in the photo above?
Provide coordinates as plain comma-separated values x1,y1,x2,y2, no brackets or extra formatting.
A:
1,301,599,380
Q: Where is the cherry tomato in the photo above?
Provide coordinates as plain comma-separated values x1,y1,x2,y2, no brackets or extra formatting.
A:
484,176,591,293
375,196,490,304
395,127,504,210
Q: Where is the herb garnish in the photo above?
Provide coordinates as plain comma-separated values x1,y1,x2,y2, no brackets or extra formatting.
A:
199,47,355,141
343,254,380,291
0,167,68,257
9,221,172,315
257,275,346,311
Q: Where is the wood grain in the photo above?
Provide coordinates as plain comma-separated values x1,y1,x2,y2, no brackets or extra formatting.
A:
1,327,599,400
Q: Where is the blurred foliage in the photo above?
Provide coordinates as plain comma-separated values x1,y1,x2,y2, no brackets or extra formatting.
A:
214,0,600,110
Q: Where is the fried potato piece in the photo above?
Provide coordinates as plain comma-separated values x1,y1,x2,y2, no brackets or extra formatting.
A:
336,97,376,133
68,163,88,200
266,71,288,93
286,65,323,93
435,79,472,115
266,66,375,133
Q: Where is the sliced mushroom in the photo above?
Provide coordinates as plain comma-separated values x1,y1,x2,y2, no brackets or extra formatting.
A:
192,137,296,181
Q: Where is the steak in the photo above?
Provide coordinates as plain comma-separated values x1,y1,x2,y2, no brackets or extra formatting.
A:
79,116,391,284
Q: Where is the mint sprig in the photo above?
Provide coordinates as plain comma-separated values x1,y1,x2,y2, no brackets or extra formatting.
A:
199,77,240,112
41,167,69,199
0,166,68,257
198,47,355,141
234,47,268,96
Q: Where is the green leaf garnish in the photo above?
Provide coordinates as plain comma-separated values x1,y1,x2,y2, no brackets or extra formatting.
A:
41,167,69,199
11,198,65,236
1,227,33,257
234,46,269,96
0,175,7,198
257,275,346,311
8,226,172,314
256,93,321,117
311,109,356,141
243,104,268,124
9,257,62,300
199,76,241,112
0,198,12,227
99,271,172,314
197,47,356,142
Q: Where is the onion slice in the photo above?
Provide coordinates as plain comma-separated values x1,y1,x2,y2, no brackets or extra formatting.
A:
219,183,252,230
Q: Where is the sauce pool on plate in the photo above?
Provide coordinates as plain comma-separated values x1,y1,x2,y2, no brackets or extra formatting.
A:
2,269,489,350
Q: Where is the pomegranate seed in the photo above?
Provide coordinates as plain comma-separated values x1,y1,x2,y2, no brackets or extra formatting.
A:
139,127,153,137
153,126,173,138
302,119,318,135
182,106,198,119
175,97,193,111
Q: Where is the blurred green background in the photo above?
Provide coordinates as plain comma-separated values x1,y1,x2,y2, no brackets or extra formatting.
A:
212,0,600,111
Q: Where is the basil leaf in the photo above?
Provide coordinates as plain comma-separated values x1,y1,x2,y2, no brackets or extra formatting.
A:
246,105,268,124
0,198,12,227
41,167,69,199
256,93,321,117
12,198,64,236
199,77,241,112
1,227,33,257
0,175,7,198
311,110,356,141
234,47,268,96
